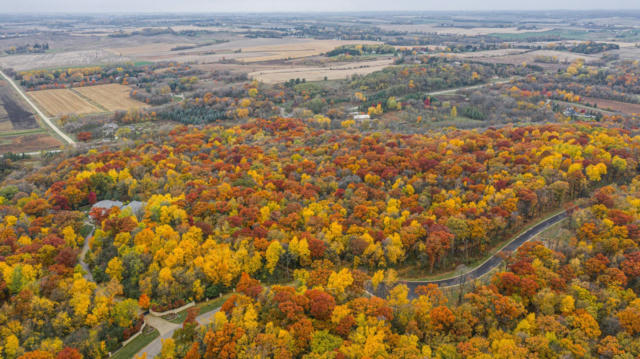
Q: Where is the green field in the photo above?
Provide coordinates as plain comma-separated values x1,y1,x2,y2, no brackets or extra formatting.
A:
110,326,159,359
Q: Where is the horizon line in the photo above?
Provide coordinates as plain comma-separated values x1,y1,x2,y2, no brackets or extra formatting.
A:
2,9,640,15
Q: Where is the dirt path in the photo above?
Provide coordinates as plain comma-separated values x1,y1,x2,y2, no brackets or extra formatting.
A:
425,77,518,97
0,69,76,147
79,222,94,282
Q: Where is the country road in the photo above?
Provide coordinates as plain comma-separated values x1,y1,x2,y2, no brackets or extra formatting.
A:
426,77,518,97
403,210,568,296
0,69,76,147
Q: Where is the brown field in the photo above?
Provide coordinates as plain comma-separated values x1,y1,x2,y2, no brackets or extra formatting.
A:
74,84,149,111
441,49,599,64
235,40,381,63
0,50,130,71
107,42,196,57
378,24,552,36
0,133,61,153
250,59,394,83
0,121,13,132
436,49,530,59
118,38,382,64
583,97,640,114
446,49,602,71
28,89,100,117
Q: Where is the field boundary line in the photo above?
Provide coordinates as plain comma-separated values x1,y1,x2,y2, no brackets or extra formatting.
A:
69,88,109,112
0,70,76,147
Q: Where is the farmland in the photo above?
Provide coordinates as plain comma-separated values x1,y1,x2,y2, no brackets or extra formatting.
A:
583,97,640,114
28,84,147,116
0,85,38,130
378,24,553,36
0,131,61,153
232,40,381,63
74,84,148,111
28,88,101,116
249,58,393,83
0,78,63,153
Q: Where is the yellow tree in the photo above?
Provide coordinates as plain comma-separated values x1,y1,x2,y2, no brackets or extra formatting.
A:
289,237,311,266
327,268,353,298
106,257,124,282
265,241,283,274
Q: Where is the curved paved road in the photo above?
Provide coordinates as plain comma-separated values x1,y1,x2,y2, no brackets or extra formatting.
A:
403,210,568,296
136,307,222,358
0,69,76,147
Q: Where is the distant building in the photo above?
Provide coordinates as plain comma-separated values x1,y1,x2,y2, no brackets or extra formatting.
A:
563,107,596,119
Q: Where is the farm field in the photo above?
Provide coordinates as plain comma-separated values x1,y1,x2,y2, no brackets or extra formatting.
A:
233,40,381,63
28,88,101,117
450,49,603,70
73,84,148,112
249,58,394,83
378,24,553,35
107,42,197,57
0,49,130,71
112,38,382,64
0,76,67,154
0,132,61,153
583,97,640,114
0,81,38,131
28,84,148,116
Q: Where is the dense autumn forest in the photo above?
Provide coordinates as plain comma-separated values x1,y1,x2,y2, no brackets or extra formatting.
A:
1,117,640,358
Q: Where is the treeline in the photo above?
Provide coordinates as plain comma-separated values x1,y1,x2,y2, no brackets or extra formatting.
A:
4,43,49,55
326,44,396,57
523,41,620,54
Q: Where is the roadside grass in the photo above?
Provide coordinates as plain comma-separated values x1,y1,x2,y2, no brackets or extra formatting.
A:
0,128,47,137
110,326,159,359
398,206,568,281
79,223,94,238
163,294,233,324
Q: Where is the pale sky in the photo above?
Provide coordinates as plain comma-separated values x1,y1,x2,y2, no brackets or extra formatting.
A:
3,0,640,13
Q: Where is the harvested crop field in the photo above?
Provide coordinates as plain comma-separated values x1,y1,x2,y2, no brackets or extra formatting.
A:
449,49,601,71
378,24,552,36
123,38,382,64
73,84,148,112
108,42,197,57
249,59,394,83
28,84,147,116
0,132,61,153
0,80,38,131
0,49,130,71
28,89,100,117
235,40,381,63
583,97,640,114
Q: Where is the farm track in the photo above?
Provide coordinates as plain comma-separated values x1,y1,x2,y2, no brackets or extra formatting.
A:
425,77,519,97
0,70,76,147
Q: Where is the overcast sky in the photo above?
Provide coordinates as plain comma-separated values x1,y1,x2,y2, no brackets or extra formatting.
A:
4,0,640,13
